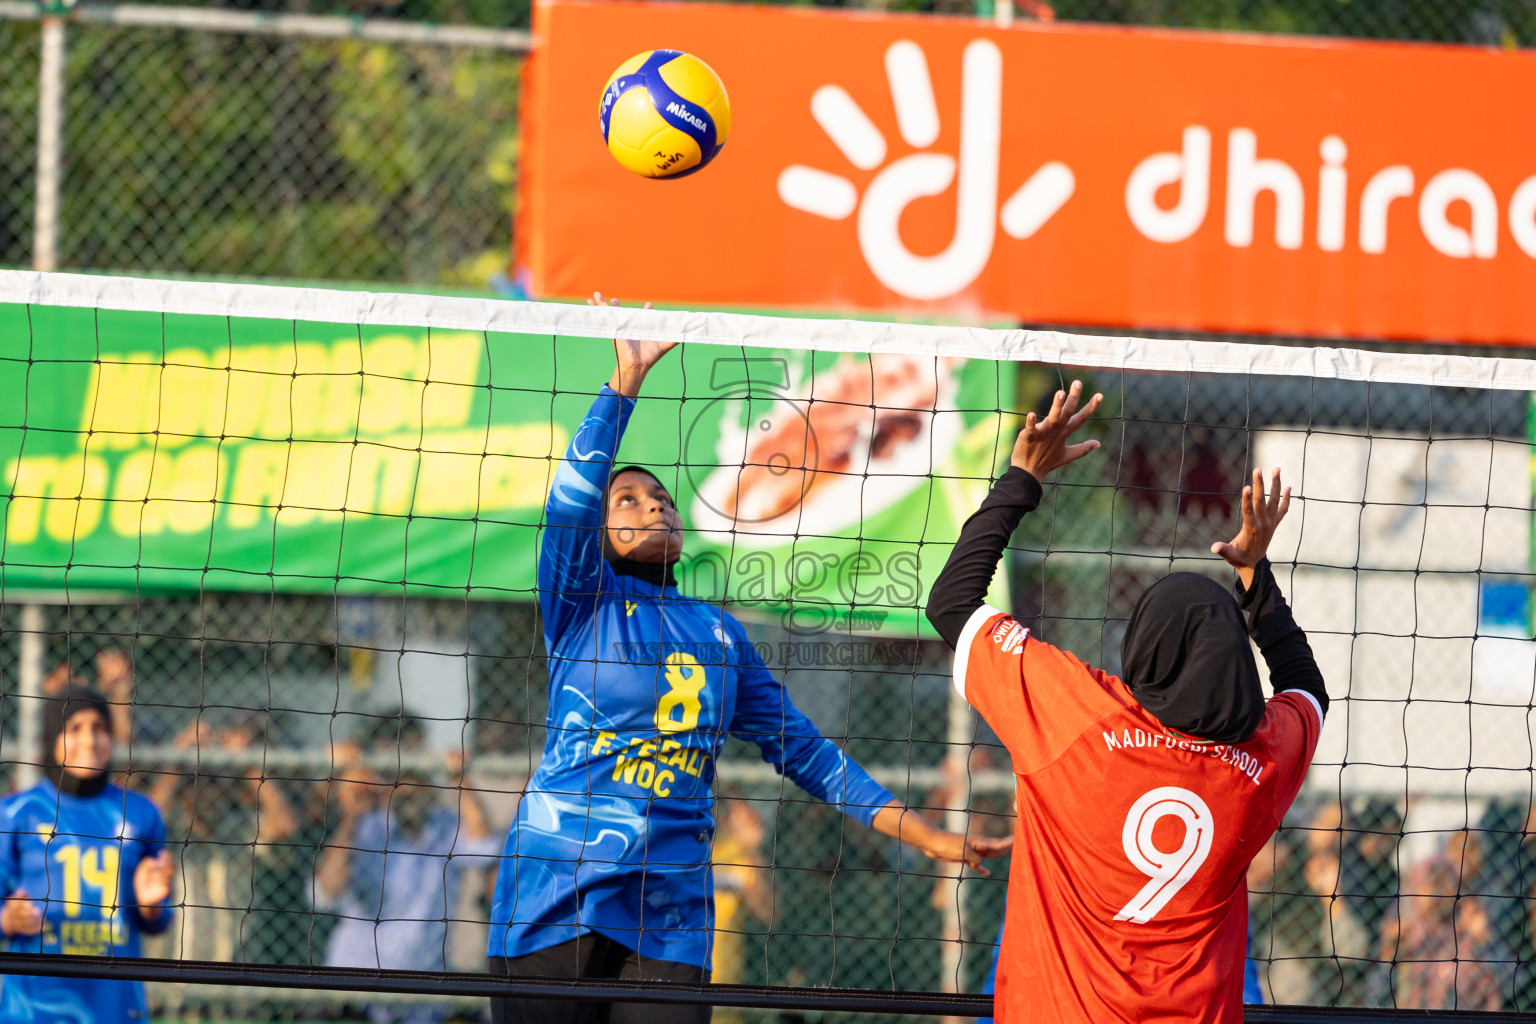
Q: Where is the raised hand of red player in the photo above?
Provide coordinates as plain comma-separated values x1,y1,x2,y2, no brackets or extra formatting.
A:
1211,467,1292,589
1010,380,1103,482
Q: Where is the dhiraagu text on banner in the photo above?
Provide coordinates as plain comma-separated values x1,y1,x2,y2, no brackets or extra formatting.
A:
0,304,1012,636
521,0,1536,344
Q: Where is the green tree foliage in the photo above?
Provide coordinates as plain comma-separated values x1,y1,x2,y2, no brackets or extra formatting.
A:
0,23,39,267
1048,0,1533,43
29,24,519,283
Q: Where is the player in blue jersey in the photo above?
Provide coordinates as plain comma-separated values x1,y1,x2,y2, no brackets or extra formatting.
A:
0,685,175,1023
488,302,1012,1024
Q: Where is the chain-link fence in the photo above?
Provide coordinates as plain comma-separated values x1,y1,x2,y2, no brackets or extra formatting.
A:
1,9,523,283
42,0,1535,42
65,31,517,282
1052,0,1532,42
0,21,40,266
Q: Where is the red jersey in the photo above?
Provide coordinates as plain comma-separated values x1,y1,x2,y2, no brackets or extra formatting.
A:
955,605,1323,1024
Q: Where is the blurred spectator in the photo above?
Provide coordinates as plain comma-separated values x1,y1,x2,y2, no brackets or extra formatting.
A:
313,746,497,1023
1305,802,1380,1006
1379,856,1503,1010
223,715,320,966
710,796,772,993
90,649,137,742
145,715,305,964
359,710,429,757
91,647,176,746
1445,820,1521,1004
1261,811,1325,1003
147,716,299,843
1124,441,1163,516
1178,429,1234,520
1247,835,1279,1001
1339,799,1401,955
39,660,86,697
1250,824,1319,1003
1471,798,1536,1009
1456,883,1516,1004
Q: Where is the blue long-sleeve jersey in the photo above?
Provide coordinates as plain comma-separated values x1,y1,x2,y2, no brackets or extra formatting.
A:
0,780,171,1024
488,385,895,969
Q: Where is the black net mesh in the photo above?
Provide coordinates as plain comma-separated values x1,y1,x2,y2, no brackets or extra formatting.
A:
0,290,1531,1021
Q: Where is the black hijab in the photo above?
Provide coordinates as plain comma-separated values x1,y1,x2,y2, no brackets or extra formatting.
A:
41,684,113,797
602,465,679,588
1120,572,1263,745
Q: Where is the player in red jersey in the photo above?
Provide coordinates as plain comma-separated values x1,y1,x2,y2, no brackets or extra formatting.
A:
926,381,1326,1024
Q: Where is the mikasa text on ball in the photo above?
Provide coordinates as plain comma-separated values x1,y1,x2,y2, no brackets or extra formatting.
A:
600,50,731,179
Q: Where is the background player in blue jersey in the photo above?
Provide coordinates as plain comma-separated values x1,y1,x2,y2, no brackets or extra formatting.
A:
0,685,175,1023
488,299,1012,1024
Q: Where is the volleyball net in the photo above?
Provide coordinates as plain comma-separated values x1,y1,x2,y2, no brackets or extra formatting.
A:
1,269,1535,1019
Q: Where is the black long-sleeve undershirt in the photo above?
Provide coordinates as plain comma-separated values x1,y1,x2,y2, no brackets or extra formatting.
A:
925,466,1042,649
925,468,1329,718
1235,558,1330,717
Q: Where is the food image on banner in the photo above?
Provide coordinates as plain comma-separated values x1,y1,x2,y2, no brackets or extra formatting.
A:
667,347,1011,635
687,354,961,538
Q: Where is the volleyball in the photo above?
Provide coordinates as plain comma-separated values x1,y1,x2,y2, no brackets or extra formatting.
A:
599,49,731,179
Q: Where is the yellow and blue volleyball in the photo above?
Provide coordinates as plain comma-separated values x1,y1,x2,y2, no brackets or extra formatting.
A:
599,50,731,179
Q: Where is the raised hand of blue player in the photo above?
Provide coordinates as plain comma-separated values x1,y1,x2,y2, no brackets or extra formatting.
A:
0,888,42,937
872,804,1015,877
592,292,675,398
133,851,175,916
916,828,1015,877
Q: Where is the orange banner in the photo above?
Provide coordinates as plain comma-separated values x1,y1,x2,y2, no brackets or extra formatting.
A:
519,0,1536,344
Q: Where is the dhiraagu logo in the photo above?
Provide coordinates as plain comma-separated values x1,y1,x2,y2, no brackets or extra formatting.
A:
777,39,1074,301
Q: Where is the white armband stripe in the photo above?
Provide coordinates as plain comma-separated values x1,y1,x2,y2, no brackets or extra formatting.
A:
1281,689,1325,727
953,604,1007,703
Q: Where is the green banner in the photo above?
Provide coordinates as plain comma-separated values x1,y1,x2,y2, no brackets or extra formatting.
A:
0,304,1013,634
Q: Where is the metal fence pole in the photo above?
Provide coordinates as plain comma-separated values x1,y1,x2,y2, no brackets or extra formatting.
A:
16,604,46,789
21,0,63,773
33,5,68,273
